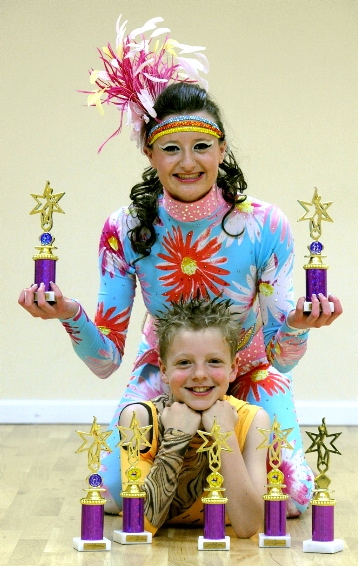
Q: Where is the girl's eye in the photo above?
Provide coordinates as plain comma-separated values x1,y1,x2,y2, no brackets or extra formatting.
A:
209,359,222,365
194,142,214,151
159,144,180,153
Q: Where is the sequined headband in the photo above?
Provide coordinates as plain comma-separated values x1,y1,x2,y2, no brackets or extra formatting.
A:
146,116,224,146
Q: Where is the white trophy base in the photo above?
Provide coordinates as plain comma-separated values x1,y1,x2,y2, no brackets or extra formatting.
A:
198,535,230,550
73,537,111,551
259,533,291,548
113,529,152,545
304,301,334,313
303,538,344,554
34,291,56,302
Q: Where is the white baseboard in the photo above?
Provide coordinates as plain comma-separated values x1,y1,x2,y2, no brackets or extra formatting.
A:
0,400,116,424
0,400,357,425
295,400,358,426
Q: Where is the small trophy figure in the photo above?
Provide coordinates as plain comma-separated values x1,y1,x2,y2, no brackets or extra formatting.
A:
114,411,153,544
257,415,293,548
297,188,334,312
73,417,112,551
29,180,65,303
303,418,344,553
197,417,232,551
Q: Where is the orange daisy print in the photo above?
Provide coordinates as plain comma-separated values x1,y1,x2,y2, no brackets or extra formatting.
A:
156,226,230,301
95,303,131,354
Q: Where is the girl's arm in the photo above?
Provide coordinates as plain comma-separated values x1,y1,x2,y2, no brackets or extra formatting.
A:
19,208,137,379
61,209,137,378
257,205,310,372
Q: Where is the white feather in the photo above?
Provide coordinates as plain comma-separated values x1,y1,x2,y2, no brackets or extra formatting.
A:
128,17,164,39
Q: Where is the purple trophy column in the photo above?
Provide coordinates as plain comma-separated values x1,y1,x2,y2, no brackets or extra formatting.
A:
312,505,334,542
306,269,327,300
81,504,104,540
34,259,56,291
204,504,226,540
123,498,144,533
264,500,286,537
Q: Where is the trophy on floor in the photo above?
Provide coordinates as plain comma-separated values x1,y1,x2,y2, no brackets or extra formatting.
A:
29,180,65,303
73,417,113,551
303,418,344,554
114,411,153,544
197,417,232,551
257,414,293,548
297,187,334,312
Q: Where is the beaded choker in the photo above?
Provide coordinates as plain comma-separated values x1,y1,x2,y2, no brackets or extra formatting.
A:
162,185,229,222
146,115,224,146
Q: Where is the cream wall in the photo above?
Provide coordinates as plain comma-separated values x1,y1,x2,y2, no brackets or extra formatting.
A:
1,0,357,423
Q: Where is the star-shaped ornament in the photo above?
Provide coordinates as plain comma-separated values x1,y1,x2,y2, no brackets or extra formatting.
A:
257,414,294,468
297,187,333,240
30,180,65,232
75,417,113,473
117,411,152,465
305,418,342,489
197,418,233,472
305,418,341,468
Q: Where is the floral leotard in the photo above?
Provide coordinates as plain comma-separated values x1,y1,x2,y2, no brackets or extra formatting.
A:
61,185,314,516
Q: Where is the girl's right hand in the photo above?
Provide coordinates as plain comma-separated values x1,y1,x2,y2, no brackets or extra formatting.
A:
18,281,79,320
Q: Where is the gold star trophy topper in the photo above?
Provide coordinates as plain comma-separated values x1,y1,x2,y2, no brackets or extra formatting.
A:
76,416,113,473
297,188,333,242
197,417,233,503
117,411,152,497
30,180,65,232
305,418,342,492
257,414,294,499
75,417,113,503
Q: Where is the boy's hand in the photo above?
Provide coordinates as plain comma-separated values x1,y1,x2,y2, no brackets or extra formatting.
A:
162,402,201,436
201,400,238,433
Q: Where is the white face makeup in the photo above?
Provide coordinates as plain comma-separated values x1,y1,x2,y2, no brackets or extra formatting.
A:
157,140,215,153
144,113,226,203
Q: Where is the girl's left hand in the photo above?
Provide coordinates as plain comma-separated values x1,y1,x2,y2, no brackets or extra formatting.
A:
287,294,343,330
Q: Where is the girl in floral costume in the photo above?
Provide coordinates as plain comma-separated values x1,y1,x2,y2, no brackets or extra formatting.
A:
19,16,342,517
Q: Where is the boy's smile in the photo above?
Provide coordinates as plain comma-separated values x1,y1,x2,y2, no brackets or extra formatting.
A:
159,328,239,412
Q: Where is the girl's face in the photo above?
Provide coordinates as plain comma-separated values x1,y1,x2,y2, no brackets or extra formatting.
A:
144,111,226,203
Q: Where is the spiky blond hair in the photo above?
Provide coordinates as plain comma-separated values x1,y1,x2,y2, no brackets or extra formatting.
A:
155,297,241,361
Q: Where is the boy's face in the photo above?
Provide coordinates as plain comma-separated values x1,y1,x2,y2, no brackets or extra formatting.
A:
159,328,239,412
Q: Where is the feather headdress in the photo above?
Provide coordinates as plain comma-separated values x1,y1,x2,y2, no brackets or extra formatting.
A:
84,15,209,151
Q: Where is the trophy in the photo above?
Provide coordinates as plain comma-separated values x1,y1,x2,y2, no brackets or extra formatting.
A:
114,411,153,544
303,418,344,553
29,180,65,303
73,417,112,551
297,188,334,312
197,418,231,551
257,415,293,548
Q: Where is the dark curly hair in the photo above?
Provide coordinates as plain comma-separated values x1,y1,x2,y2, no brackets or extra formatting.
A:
128,82,247,259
